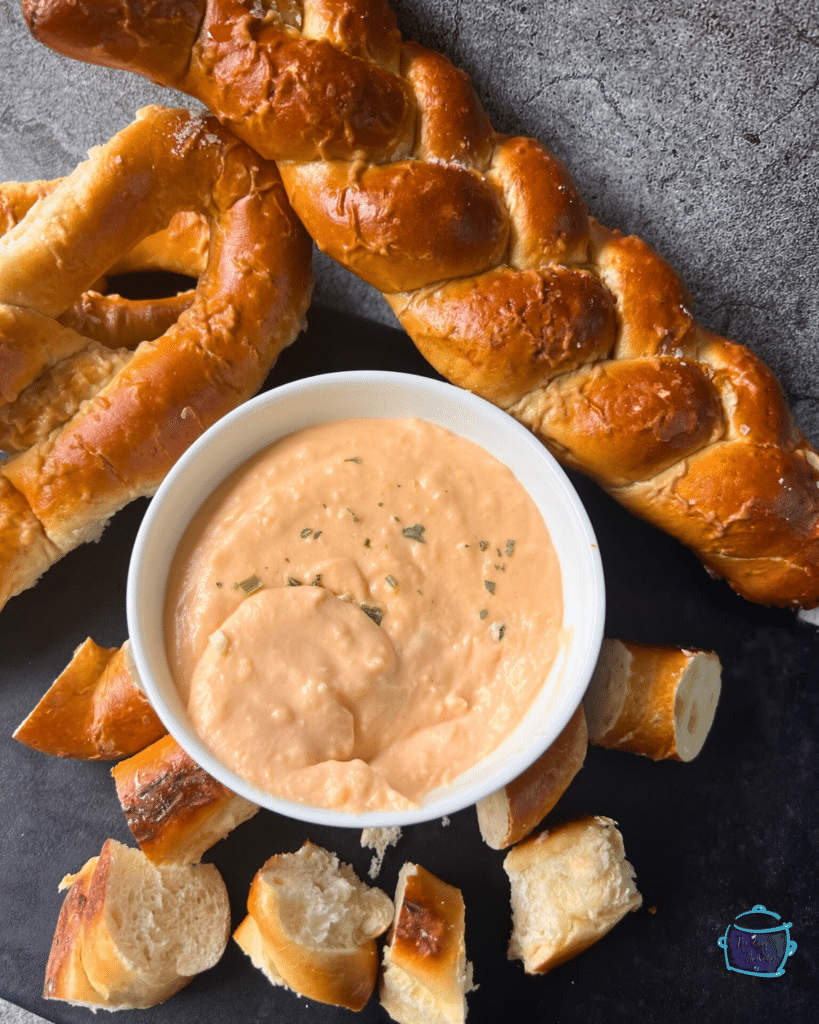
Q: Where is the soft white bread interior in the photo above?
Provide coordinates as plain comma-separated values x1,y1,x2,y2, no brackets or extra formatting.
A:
380,862,474,1024
44,838,230,1010
583,639,722,761
112,733,259,865
233,840,394,1010
504,816,642,974
476,703,587,849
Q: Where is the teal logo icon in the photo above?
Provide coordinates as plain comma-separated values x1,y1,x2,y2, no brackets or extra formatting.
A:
718,905,796,977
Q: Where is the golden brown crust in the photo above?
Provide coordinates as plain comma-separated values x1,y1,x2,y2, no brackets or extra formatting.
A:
0,104,312,608
43,857,103,1006
476,703,588,850
584,639,722,762
19,0,819,607
112,734,259,864
380,862,472,1022
13,637,166,759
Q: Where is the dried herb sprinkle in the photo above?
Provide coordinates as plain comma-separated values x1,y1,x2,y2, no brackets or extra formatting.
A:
402,523,426,543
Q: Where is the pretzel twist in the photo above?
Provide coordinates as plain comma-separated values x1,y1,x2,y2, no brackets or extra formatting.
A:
22,0,819,607
0,103,312,610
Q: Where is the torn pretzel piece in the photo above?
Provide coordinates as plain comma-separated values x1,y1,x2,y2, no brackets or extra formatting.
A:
476,703,587,850
44,838,230,1010
583,639,722,762
380,863,475,1024
234,841,394,1011
112,733,259,866
505,816,642,974
13,637,165,760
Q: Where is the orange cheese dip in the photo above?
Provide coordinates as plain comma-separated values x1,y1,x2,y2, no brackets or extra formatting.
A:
164,418,564,813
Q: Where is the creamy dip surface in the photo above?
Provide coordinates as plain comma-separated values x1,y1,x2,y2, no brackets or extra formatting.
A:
164,417,564,814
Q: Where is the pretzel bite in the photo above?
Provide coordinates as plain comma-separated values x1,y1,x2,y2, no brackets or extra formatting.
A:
44,838,230,1010
13,638,165,760
0,104,312,612
476,703,588,850
112,734,259,865
505,816,642,974
583,639,722,762
380,863,475,1024
234,841,394,1010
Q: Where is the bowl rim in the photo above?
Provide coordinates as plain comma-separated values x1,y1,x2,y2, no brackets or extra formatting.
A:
127,370,605,828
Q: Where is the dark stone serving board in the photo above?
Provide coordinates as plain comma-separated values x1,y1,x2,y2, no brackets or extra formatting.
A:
1,305,817,1024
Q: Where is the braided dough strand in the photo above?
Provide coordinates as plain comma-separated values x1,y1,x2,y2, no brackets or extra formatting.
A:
22,0,819,607
0,104,312,610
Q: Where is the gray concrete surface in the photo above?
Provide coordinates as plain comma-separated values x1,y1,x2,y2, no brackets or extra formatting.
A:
0,0,816,438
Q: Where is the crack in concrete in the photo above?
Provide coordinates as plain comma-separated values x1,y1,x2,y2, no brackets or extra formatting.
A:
760,71,819,134
519,72,638,135
774,4,819,49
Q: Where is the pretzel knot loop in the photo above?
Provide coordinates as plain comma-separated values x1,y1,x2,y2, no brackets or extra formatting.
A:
0,104,313,610
20,0,819,607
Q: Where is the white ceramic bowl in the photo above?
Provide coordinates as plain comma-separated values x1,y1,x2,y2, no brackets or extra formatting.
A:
127,371,605,829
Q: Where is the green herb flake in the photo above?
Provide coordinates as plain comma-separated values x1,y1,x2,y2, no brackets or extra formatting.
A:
215,581,223,588
312,530,322,540
311,574,323,587
344,457,361,463
361,605,383,626
491,622,506,642
286,576,302,587
484,580,496,594
479,608,488,620
402,523,426,544
300,527,313,538
506,539,516,557
385,574,398,590
479,540,489,552
234,574,263,595
345,507,360,522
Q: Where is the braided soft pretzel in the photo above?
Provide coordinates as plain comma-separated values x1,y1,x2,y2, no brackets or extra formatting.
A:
0,103,313,611
22,0,819,608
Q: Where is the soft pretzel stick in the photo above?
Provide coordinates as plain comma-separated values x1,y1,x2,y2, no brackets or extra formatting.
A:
475,703,587,851
13,637,165,759
583,640,722,762
112,734,259,865
0,105,312,611
23,0,819,607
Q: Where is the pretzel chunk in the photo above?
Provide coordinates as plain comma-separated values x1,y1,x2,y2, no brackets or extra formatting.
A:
583,639,722,762
505,816,642,974
235,841,394,1010
44,839,231,1010
380,863,475,1024
112,734,259,865
476,703,587,850
13,637,165,760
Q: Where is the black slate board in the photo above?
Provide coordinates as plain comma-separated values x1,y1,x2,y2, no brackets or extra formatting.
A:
2,303,818,1024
